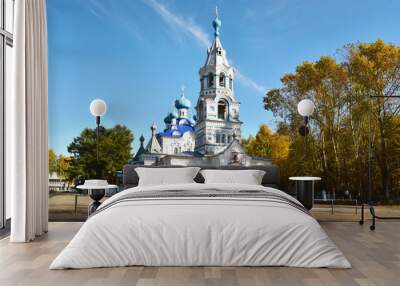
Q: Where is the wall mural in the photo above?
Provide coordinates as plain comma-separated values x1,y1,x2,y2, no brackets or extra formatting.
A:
47,1,400,221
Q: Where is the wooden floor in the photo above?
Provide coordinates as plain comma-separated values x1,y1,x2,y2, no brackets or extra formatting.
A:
0,222,399,286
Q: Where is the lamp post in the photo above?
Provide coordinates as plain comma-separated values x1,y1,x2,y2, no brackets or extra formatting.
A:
297,99,315,161
89,99,107,177
291,99,318,210
85,99,108,215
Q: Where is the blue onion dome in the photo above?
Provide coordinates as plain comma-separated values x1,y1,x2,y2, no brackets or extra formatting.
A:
163,115,171,124
212,7,221,37
175,94,191,110
212,17,221,36
163,111,177,124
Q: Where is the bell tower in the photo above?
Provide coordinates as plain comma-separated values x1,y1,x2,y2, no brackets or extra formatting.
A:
194,7,242,155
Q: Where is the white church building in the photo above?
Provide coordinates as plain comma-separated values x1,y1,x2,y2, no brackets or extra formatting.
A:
130,11,269,167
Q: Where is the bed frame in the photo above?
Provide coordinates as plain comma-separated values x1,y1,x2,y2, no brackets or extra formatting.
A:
122,165,280,190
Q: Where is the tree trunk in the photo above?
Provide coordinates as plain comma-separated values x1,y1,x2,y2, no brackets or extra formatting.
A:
378,117,391,200
320,131,330,192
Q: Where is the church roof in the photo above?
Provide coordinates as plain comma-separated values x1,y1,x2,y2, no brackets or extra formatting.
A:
204,138,241,157
133,134,146,161
204,36,230,68
146,127,162,154
145,137,162,153
163,111,178,124
175,94,191,109
158,124,194,138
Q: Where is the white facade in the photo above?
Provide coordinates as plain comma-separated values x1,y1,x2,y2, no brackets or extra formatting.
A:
157,91,196,155
160,131,195,155
159,140,271,167
194,20,242,155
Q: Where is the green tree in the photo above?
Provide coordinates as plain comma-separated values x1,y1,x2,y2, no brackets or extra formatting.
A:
67,124,133,184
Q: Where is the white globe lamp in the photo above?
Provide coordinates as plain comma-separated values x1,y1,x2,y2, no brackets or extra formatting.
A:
297,99,315,164
90,99,107,117
297,99,315,117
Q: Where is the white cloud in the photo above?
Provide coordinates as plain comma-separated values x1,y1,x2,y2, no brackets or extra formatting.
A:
88,7,101,18
143,0,267,94
235,69,267,94
143,0,210,48
83,0,145,42
88,0,107,17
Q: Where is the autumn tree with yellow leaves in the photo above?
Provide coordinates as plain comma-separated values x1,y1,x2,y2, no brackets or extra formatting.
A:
262,40,400,202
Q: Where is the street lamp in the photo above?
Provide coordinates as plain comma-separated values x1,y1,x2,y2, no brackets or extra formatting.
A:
89,99,107,174
85,99,108,215
297,99,315,117
297,99,315,160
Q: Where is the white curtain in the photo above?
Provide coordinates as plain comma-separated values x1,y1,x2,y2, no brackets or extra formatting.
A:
8,0,48,242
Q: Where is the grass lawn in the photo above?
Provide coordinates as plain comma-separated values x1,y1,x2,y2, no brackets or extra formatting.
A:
49,192,102,222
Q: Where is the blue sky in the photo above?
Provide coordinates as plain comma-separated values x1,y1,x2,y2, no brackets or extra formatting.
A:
48,0,400,155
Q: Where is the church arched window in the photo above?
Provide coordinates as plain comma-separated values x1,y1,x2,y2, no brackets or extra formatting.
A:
216,134,221,143
229,78,233,90
218,100,228,120
208,73,214,87
174,147,178,154
198,101,204,119
219,73,225,87
221,134,226,143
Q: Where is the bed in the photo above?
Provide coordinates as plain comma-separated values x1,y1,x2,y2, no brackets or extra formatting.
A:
50,165,350,269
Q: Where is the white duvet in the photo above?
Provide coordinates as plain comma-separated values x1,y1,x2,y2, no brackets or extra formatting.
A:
50,183,351,269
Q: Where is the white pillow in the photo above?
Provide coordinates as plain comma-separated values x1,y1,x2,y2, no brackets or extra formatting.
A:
135,167,200,186
200,169,265,185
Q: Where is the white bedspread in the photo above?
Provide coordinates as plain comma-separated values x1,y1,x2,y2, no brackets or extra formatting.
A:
50,183,351,269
